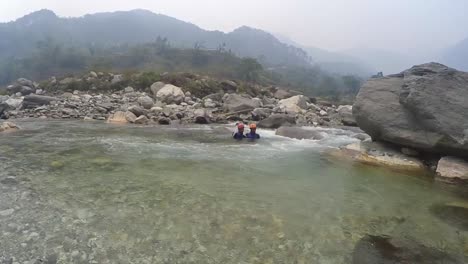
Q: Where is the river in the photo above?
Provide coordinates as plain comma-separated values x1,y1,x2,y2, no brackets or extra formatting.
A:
0,120,467,263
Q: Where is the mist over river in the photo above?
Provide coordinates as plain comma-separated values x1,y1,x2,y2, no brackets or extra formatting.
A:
1,120,467,263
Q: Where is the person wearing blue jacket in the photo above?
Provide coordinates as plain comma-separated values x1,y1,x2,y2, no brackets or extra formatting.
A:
245,123,260,139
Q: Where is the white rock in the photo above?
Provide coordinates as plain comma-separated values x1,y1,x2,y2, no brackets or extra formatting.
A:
156,84,185,104
278,95,308,113
124,87,134,93
437,156,468,181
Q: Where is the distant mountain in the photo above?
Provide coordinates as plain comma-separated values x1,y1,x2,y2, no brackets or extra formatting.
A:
440,37,468,71
274,34,374,77
341,48,417,75
0,9,310,67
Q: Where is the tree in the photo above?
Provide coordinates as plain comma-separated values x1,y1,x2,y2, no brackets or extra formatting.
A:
237,58,263,82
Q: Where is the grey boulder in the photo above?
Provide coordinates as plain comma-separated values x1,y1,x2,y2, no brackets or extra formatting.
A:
258,114,296,129
353,63,468,158
223,94,261,113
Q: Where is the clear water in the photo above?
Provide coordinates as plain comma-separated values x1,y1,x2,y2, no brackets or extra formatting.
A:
1,120,468,263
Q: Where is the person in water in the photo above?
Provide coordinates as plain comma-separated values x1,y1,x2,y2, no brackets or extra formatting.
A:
233,123,246,140
246,123,260,139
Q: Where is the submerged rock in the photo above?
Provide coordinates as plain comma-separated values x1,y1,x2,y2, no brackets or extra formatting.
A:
329,141,427,173
436,156,468,182
352,235,463,264
353,63,468,158
430,204,468,231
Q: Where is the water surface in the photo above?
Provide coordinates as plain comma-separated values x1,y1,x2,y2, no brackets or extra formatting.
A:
1,120,467,263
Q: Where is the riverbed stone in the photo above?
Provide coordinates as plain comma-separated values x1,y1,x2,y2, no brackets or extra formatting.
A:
436,156,468,181
329,141,427,173
135,115,149,125
278,95,308,114
125,111,137,123
107,111,127,123
352,235,463,264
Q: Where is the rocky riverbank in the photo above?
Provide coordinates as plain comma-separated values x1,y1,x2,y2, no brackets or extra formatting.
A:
0,72,354,128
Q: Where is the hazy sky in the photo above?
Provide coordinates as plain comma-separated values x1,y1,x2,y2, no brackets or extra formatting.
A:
1,0,467,55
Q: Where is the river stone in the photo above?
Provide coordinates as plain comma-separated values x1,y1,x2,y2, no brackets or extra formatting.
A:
330,141,427,173
223,94,261,113
276,127,324,140
125,111,137,123
194,109,210,124
352,235,463,264
278,95,308,114
337,105,357,126
107,111,127,123
128,105,145,117
0,121,19,133
274,89,292,99
156,84,185,104
258,114,296,129
135,115,149,124
150,82,166,98
138,96,154,109
430,204,468,231
252,108,272,121
158,117,171,125
16,77,34,87
436,156,468,181
353,63,468,158
5,98,23,110
22,95,57,109
124,86,134,93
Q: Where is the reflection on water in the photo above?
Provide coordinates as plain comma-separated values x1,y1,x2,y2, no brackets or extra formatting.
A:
0,120,467,263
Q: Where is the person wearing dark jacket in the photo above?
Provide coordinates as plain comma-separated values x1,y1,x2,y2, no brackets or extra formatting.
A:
233,123,246,140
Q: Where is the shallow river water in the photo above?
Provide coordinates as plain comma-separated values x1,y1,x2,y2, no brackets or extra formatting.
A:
1,120,468,263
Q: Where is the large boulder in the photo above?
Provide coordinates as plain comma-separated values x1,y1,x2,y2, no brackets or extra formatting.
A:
258,114,296,129
436,156,468,182
150,82,165,97
278,95,308,113
353,63,468,158
22,95,57,109
156,84,185,104
223,94,261,113
275,127,324,140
